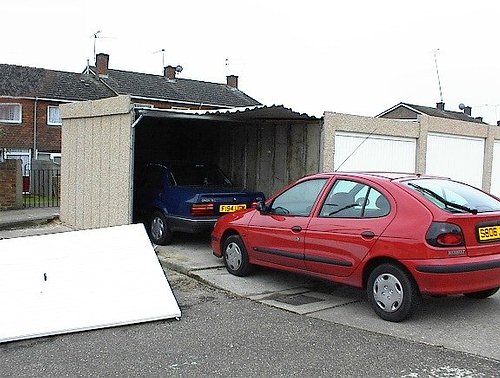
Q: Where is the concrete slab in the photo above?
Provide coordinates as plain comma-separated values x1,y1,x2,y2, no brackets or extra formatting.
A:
192,267,317,297
257,289,360,315
309,292,500,361
156,236,223,275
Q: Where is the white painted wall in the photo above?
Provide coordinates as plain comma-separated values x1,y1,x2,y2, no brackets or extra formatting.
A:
334,132,416,172
489,140,500,196
426,133,484,188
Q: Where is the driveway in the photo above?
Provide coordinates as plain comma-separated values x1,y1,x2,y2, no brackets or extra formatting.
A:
157,234,500,361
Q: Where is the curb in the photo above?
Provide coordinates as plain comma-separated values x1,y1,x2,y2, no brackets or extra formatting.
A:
0,216,60,231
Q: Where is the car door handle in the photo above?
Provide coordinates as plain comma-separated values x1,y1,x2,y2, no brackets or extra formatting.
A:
291,226,302,232
361,231,375,239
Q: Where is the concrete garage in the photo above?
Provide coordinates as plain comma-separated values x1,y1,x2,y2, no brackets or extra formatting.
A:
60,95,321,230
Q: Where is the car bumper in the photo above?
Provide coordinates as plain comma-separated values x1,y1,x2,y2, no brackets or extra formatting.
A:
403,255,500,295
167,215,218,234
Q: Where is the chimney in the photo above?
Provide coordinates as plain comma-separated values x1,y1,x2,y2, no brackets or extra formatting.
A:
164,65,176,80
227,75,238,89
463,106,472,116
96,53,109,77
436,102,445,111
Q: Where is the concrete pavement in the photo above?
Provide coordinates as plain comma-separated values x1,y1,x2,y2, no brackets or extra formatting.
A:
156,234,500,362
1,210,498,362
0,207,60,230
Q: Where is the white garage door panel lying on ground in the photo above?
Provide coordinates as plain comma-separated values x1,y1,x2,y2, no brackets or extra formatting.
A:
426,133,484,188
334,132,416,172
0,224,181,343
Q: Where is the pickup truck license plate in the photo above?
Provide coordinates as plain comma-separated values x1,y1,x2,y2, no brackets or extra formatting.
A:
220,204,246,213
478,225,500,241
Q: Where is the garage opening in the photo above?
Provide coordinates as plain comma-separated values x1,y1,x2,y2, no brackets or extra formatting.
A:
131,107,321,239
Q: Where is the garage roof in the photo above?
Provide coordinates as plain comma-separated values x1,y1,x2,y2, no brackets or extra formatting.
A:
134,104,320,123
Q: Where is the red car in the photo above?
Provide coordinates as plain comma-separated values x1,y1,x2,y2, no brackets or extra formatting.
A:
211,172,500,321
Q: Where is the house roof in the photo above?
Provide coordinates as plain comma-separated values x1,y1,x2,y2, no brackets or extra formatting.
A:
0,64,115,101
91,67,261,108
377,102,486,124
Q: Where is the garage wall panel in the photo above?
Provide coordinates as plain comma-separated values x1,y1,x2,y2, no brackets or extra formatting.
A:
334,132,416,172
60,96,134,229
426,133,484,188
487,141,500,196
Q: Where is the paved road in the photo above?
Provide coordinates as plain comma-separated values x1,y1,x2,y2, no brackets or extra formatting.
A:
1,224,499,377
158,234,500,363
1,269,499,377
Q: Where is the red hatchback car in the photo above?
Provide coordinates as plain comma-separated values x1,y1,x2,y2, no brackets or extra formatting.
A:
211,172,500,321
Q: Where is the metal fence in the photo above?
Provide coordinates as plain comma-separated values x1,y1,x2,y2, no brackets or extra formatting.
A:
23,169,61,208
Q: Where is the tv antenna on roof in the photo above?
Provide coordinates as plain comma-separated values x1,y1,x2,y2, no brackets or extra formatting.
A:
153,48,166,70
433,49,444,103
91,31,101,62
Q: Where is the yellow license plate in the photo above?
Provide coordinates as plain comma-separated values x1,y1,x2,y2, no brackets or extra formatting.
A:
220,204,246,213
478,225,500,241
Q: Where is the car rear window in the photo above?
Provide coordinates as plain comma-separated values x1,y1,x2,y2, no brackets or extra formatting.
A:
404,178,500,213
170,164,232,187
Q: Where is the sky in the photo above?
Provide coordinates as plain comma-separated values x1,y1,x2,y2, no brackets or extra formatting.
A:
3,0,500,124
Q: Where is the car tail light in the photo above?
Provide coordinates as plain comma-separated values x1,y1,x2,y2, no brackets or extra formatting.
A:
191,203,214,216
426,222,464,247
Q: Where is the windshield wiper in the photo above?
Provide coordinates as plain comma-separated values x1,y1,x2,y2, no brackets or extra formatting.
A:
407,183,478,215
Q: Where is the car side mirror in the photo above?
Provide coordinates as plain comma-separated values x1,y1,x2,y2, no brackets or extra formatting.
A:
256,200,269,214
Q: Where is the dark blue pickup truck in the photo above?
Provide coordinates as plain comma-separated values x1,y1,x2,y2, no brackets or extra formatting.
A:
134,161,265,245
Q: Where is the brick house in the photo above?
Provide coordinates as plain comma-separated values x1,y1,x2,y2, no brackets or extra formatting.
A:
376,101,486,124
0,53,261,172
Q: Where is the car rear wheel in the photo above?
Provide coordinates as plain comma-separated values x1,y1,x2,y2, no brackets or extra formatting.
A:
222,235,252,277
464,287,499,299
150,211,172,245
367,263,421,322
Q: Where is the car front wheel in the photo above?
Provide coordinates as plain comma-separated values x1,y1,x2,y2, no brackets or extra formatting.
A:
222,235,252,277
464,287,499,299
150,211,172,245
367,263,421,322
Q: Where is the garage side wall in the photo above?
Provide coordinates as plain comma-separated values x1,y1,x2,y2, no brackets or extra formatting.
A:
60,96,134,229
219,121,321,197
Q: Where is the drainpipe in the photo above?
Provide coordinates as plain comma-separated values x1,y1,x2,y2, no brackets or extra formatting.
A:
33,97,38,162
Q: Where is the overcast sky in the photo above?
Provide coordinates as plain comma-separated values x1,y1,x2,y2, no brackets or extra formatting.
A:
3,0,499,124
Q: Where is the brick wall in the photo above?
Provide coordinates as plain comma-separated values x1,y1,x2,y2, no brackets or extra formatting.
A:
0,159,23,210
0,98,63,152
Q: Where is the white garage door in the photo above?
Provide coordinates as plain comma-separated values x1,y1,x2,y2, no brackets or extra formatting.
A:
426,133,484,188
0,224,181,343
334,132,416,172
489,141,500,196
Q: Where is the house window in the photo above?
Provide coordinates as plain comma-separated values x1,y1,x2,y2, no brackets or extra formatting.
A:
0,103,22,123
47,106,62,125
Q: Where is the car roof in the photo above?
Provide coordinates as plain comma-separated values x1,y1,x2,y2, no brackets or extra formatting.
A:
310,171,450,182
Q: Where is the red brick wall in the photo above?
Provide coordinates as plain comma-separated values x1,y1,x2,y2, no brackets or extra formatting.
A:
0,98,63,152
0,159,22,210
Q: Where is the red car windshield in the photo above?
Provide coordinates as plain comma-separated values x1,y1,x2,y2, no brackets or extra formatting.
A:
404,178,500,213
